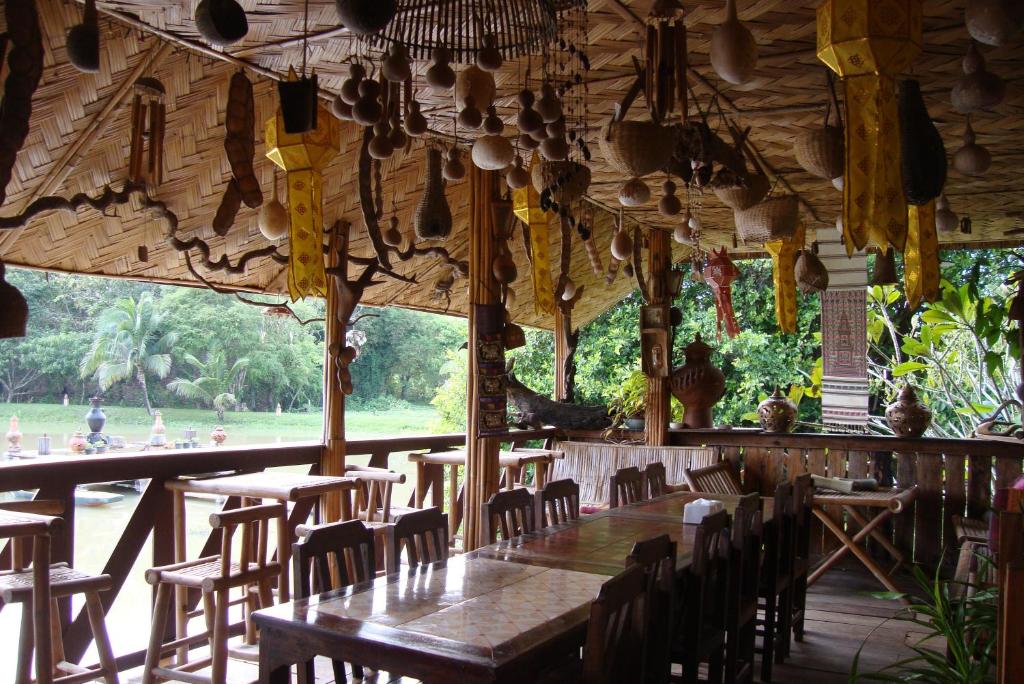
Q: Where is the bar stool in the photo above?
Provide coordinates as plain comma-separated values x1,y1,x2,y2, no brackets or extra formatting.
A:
1,501,119,684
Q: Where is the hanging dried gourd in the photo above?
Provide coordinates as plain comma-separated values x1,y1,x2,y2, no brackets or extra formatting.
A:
127,77,166,191
951,41,1005,113
703,247,740,339
66,0,100,73
224,71,262,208
764,222,805,334
795,246,829,294
818,0,922,255
415,147,453,240
644,0,687,123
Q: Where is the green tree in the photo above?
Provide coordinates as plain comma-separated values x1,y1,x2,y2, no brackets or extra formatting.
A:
167,348,250,421
80,293,178,415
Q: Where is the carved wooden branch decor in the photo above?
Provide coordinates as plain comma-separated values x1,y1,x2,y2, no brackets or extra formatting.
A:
0,0,44,205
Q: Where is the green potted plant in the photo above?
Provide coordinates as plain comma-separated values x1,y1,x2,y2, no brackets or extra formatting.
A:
670,397,685,430
609,370,648,431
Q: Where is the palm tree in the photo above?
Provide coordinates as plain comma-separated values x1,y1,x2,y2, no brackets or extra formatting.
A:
80,293,177,416
167,349,249,421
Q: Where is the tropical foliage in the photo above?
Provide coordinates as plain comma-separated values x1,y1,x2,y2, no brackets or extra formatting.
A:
167,349,250,421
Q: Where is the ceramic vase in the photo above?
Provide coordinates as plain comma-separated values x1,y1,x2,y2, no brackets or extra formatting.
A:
757,387,797,433
68,431,88,454
670,334,726,428
6,416,23,454
211,425,228,446
149,411,167,446
885,385,932,438
85,396,106,434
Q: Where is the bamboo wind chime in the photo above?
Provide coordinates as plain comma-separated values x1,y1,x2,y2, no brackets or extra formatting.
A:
127,77,166,190
644,0,687,124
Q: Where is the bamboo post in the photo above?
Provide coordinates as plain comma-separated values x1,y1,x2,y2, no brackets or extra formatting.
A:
322,223,347,522
464,166,503,551
645,229,671,446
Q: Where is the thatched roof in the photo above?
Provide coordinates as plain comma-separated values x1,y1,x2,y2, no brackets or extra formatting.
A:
1,0,1022,330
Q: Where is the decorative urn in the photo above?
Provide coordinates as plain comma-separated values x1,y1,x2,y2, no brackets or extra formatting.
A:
885,385,932,437
85,396,106,434
68,431,88,454
210,425,228,446
149,411,167,446
757,387,798,433
6,415,23,455
670,334,726,429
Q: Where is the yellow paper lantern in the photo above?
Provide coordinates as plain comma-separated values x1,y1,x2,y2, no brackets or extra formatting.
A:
765,222,805,334
265,96,341,301
512,153,556,317
817,0,922,255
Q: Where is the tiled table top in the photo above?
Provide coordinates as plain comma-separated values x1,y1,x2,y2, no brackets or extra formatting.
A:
600,491,775,523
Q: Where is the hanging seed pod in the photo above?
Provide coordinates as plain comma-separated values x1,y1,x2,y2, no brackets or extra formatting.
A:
936,195,959,233
870,248,899,286
619,177,650,206
795,248,829,294
504,287,517,310
415,147,453,240
382,216,403,246
368,121,395,159
966,0,1024,47
195,0,249,47
331,94,353,120
611,228,633,261
404,100,428,136
476,34,503,72
623,262,635,278
67,0,100,73
472,135,514,171
951,41,1006,113
334,0,397,36
689,215,702,232
546,118,566,139
710,0,757,85
535,82,562,123
561,277,577,301
953,118,992,176
674,222,692,244
457,95,483,129
832,175,844,192
539,136,568,161
455,65,496,111
340,63,365,104
426,48,456,93
382,43,411,83
483,106,504,135
352,79,382,125
388,114,408,149
516,90,544,133
899,79,946,204
258,174,289,241
492,252,518,284
518,133,540,151
658,179,682,216
443,147,466,181
506,156,530,190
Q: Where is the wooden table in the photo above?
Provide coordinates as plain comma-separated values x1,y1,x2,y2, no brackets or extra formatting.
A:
408,449,562,543
602,491,774,524
165,472,360,604
809,486,918,595
0,508,63,684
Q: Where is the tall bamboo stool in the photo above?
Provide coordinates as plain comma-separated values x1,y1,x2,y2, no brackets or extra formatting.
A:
1,501,119,684
142,503,283,684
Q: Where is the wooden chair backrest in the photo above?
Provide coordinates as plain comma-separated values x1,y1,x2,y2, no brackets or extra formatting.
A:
345,464,406,523
537,478,581,528
686,509,731,638
626,534,677,684
610,466,646,508
386,507,448,574
208,503,285,577
292,520,376,599
731,493,764,618
768,480,795,579
683,461,742,495
0,500,66,571
481,488,536,544
792,472,813,562
644,462,669,499
581,564,649,684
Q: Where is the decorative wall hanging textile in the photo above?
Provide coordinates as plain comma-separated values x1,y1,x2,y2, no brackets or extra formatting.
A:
765,222,805,334
265,94,340,300
703,247,740,340
817,0,922,255
513,155,555,316
474,303,509,435
904,200,939,310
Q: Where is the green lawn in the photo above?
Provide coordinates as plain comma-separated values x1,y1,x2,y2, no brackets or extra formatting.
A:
0,401,441,449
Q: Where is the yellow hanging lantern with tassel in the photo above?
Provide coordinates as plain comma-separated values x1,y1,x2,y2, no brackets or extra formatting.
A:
765,222,805,334
904,200,939,309
265,77,341,301
512,153,556,317
817,0,922,256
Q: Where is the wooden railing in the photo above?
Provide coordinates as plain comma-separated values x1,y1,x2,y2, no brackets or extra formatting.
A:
662,429,1024,567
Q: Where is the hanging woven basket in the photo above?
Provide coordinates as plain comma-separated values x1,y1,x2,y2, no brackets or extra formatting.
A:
711,172,770,210
795,248,829,293
793,125,843,180
599,119,677,179
531,160,591,204
734,195,799,244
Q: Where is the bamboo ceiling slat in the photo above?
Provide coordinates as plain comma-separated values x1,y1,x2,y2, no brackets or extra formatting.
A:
0,0,1022,331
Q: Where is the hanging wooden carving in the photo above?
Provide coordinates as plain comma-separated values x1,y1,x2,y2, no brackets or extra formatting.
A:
0,0,44,205
128,77,167,191
703,247,740,339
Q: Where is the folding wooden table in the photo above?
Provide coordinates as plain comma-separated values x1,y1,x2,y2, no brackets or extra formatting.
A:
808,486,918,595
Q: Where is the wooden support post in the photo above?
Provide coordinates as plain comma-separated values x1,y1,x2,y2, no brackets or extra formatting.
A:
322,223,347,522
464,166,503,551
644,229,671,446
554,306,579,403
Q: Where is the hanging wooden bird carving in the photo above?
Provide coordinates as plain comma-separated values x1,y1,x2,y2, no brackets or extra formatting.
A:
703,247,740,339
128,77,166,191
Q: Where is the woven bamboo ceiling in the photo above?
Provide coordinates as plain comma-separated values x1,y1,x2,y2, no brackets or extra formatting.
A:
1,0,1022,330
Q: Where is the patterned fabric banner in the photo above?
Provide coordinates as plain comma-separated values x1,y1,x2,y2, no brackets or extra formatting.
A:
512,164,555,317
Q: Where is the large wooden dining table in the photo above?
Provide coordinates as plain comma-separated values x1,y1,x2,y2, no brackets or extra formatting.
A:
253,491,767,683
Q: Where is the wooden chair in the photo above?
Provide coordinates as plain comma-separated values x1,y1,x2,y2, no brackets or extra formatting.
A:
581,564,650,684
536,478,581,528
142,503,284,684
952,515,991,599
344,464,410,523
644,461,669,498
782,473,814,655
683,461,742,495
609,466,646,508
626,534,677,684
292,520,376,684
0,501,120,684
756,481,794,683
725,493,763,684
385,507,449,574
481,488,536,544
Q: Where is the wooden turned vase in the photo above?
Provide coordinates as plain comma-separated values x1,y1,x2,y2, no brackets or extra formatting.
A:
670,334,726,428
885,385,932,438
757,387,797,433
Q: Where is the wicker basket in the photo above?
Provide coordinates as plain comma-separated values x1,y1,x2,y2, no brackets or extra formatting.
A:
734,195,799,244
531,160,591,204
793,125,843,180
795,249,829,293
598,120,677,178
712,173,770,210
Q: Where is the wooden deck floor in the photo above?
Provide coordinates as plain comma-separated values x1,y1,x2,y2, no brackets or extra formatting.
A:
123,565,935,684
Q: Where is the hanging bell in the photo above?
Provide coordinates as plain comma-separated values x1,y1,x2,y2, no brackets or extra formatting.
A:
870,248,899,286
